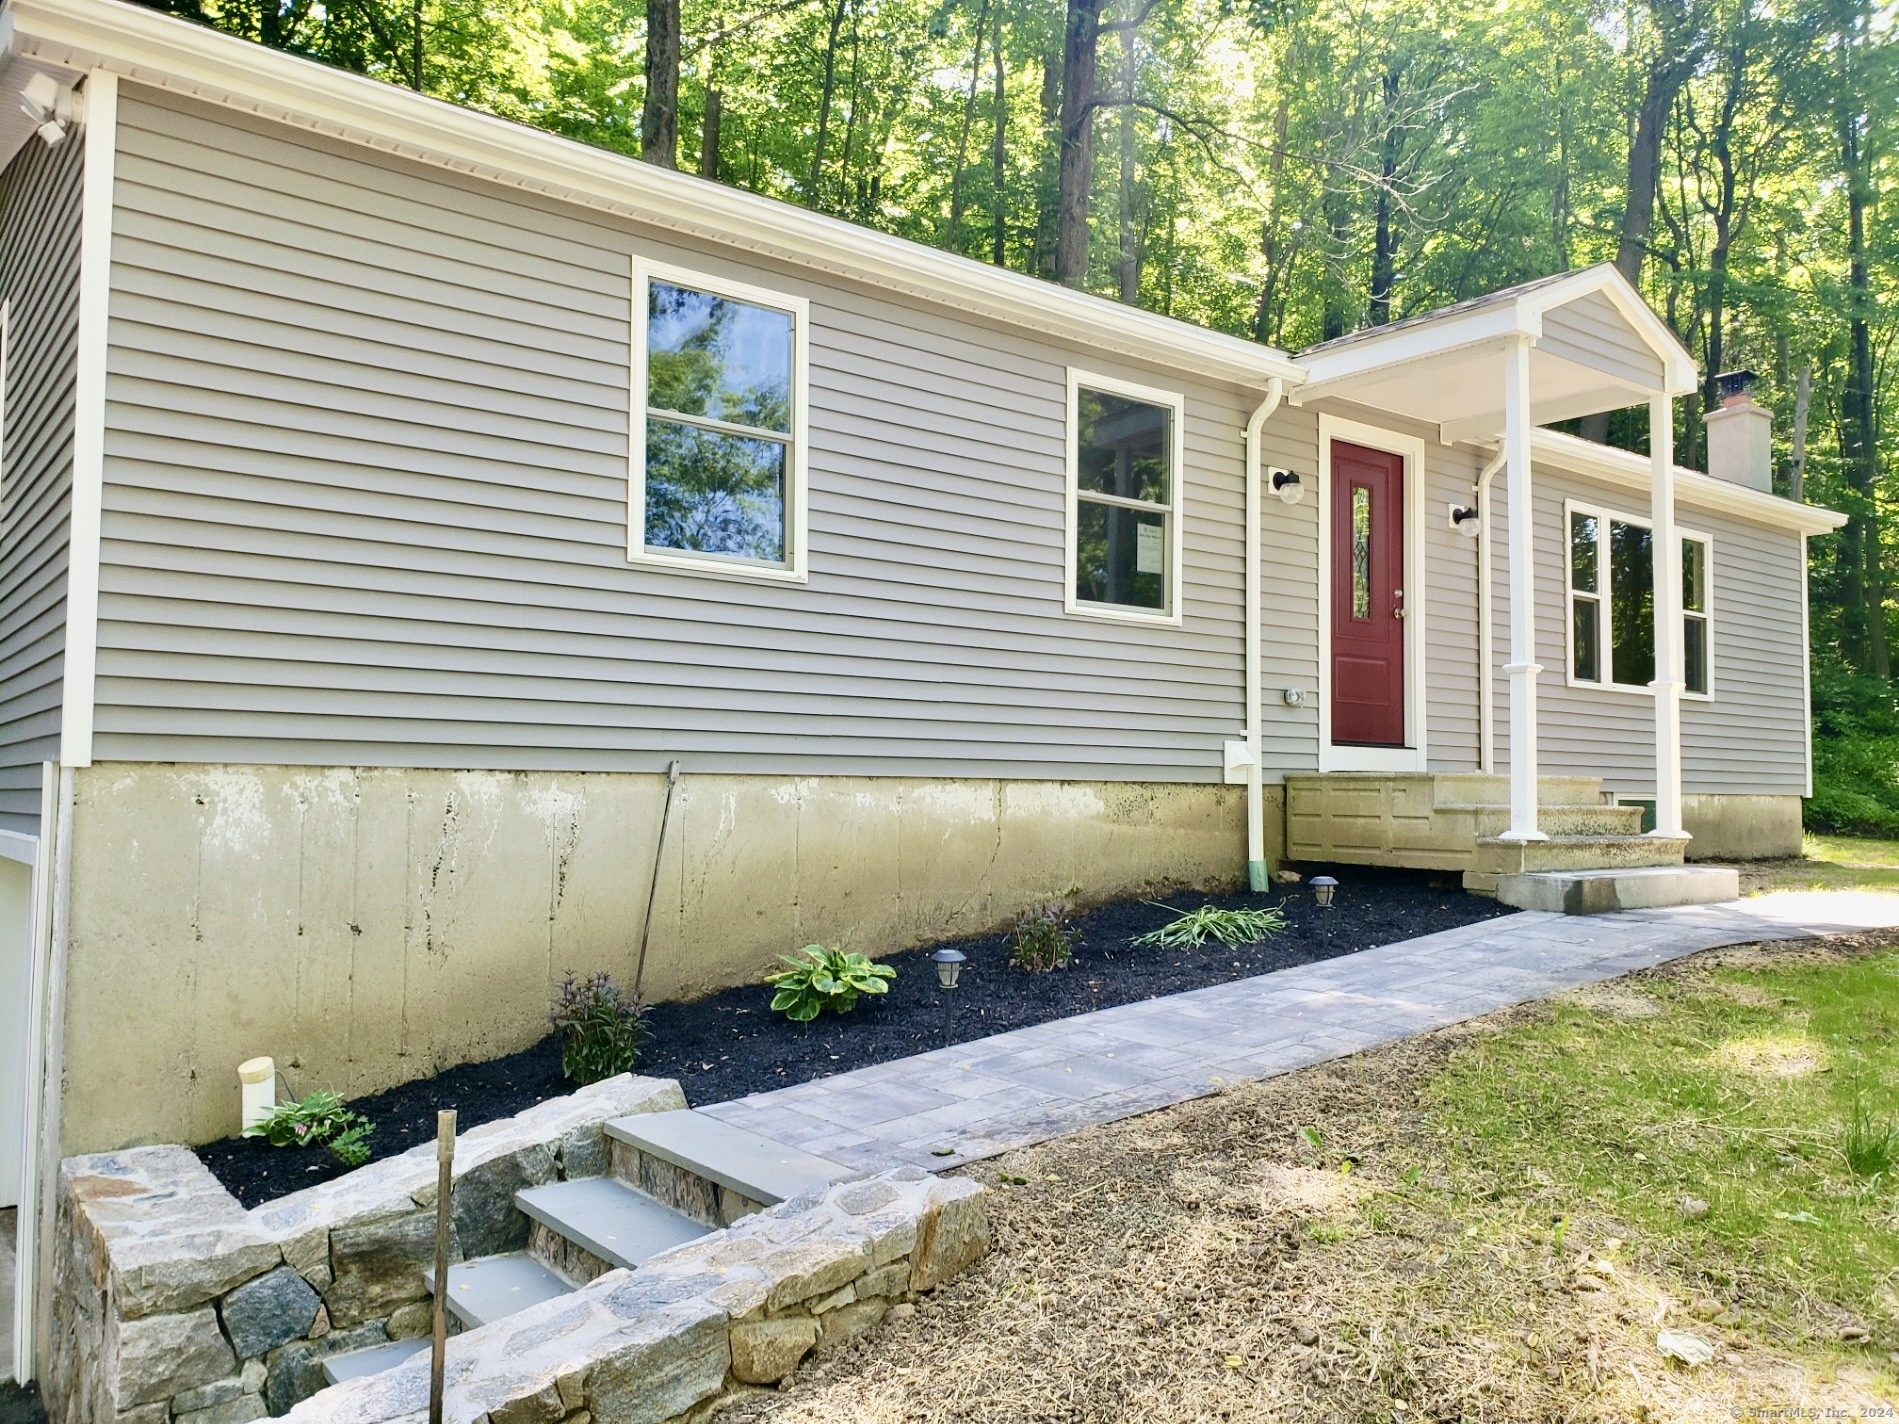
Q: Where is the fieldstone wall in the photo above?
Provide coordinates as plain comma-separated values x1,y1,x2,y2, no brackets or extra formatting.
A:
282,1167,989,1424
46,1075,685,1424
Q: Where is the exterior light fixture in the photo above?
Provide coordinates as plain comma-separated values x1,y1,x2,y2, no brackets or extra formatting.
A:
1310,875,1339,908
1450,504,1481,538
22,73,71,148
1271,469,1305,506
930,948,966,1039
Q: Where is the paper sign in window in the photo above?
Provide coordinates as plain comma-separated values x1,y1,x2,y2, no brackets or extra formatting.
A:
1136,523,1164,575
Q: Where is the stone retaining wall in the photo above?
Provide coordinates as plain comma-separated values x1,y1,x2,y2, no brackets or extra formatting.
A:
46,1075,685,1424
281,1167,989,1424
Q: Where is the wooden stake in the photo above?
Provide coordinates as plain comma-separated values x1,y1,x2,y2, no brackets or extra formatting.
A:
430,1109,455,1424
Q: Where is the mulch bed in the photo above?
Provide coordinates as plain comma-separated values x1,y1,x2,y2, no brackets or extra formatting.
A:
197,867,1511,1207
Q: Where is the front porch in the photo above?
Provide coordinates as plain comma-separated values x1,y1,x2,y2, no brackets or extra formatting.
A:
1284,772,1739,909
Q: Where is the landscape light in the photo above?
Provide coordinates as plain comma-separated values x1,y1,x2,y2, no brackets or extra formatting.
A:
1310,875,1339,908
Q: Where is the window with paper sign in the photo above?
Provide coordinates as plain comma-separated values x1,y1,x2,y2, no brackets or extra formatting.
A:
1067,372,1183,622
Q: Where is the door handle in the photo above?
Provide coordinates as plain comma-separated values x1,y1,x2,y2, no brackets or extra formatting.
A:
1393,588,1406,619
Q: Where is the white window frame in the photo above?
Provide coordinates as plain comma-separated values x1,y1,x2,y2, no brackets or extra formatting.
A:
1562,497,1713,701
629,256,811,584
1063,368,1186,626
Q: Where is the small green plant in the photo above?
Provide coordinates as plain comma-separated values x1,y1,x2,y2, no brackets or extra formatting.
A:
551,971,649,1085
765,945,895,1022
1010,903,1076,972
247,1090,375,1169
1842,1091,1898,1180
1133,902,1287,949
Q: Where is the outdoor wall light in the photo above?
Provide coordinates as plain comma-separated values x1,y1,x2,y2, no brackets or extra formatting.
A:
21,73,72,148
930,948,966,1040
1271,469,1306,506
1310,875,1339,908
1449,504,1481,538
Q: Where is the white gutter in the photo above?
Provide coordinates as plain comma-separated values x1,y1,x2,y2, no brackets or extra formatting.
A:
1472,448,1506,774
1243,377,1286,892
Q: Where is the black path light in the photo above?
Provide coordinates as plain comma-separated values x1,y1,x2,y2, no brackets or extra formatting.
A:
1310,875,1339,908
930,948,966,1040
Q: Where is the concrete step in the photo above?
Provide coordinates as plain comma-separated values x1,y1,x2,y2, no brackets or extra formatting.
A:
427,1251,574,1331
1464,833,1685,893
1428,773,1608,809
1455,803,1646,838
319,1336,430,1386
606,1109,854,1228
515,1176,711,1274
1494,865,1741,914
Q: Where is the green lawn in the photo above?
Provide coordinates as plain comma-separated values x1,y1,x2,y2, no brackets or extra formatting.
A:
1743,834,1899,895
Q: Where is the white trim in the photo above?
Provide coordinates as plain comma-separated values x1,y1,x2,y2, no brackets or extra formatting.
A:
1063,368,1186,627
13,767,59,1384
6,0,1304,392
1532,428,1845,536
59,68,114,769
0,830,33,865
627,256,810,584
1560,497,1712,701
1517,264,1700,394
1801,533,1813,799
1242,379,1286,890
1316,413,1428,773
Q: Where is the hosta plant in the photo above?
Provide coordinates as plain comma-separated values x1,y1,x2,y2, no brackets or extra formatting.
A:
550,971,649,1085
247,1090,376,1169
1133,902,1288,949
765,945,895,1021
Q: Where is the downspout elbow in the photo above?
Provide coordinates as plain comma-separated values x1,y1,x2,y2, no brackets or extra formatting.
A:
1243,377,1286,893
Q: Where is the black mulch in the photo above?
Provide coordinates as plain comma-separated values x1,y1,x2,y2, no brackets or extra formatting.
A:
197,867,1510,1207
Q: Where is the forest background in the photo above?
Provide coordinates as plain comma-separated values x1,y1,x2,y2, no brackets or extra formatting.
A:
132,0,1899,832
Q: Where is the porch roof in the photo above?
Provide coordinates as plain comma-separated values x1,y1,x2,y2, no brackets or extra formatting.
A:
1291,265,1699,445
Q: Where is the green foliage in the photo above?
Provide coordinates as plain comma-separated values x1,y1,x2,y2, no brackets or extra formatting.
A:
247,1090,375,1170
1133,902,1287,949
550,972,649,1085
765,945,895,1022
1009,903,1075,973
1842,1091,1897,1181
1806,662,1899,837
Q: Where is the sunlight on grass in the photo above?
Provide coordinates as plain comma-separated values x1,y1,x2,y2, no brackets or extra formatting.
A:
1743,833,1899,895
1422,950,1899,1344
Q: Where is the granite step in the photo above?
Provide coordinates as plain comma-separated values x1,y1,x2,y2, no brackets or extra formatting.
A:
1464,831,1686,893
1494,865,1741,914
604,1109,855,1227
319,1336,430,1387
515,1175,712,1273
426,1251,575,1331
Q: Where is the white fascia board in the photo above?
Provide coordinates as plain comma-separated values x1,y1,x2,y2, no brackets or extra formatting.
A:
7,0,1303,392
1519,265,1699,395
1295,305,1535,396
1530,429,1848,536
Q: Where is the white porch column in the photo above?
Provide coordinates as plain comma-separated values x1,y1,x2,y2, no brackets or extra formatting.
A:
1501,336,1546,842
1649,395,1687,839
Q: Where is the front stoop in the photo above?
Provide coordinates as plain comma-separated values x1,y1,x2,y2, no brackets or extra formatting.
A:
1494,865,1741,914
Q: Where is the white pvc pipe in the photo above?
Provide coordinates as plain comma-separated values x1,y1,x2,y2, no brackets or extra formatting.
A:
1472,449,1507,774
1243,377,1286,892
240,1057,276,1132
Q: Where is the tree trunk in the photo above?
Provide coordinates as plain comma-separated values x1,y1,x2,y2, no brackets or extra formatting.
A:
641,0,679,167
1788,363,1810,502
991,18,1008,266
700,86,723,180
1321,183,1352,342
1116,22,1138,303
1368,68,1401,326
948,0,993,246
1055,0,1103,287
1252,85,1291,345
808,0,849,200
1841,86,1886,675
410,0,423,90
1033,39,1063,278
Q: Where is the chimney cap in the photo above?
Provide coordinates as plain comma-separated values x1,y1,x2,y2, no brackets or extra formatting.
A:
1715,370,1758,404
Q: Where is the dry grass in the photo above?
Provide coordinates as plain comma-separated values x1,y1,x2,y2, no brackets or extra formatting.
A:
727,938,1899,1424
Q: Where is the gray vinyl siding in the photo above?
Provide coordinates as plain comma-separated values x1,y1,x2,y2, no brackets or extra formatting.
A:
1472,464,1810,797
98,86,1318,783
1538,290,1665,390
0,130,82,836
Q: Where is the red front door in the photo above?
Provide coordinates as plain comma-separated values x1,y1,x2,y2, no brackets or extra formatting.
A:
1330,441,1406,746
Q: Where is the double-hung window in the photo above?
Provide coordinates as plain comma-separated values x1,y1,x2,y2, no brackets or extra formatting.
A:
1567,501,1711,696
1065,371,1184,623
631,260,809,581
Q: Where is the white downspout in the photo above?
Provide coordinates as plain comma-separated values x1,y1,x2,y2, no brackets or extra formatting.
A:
1649,394,1687,839
1473,449,1506,774
1500,336,1547,842
1244,377,1287,892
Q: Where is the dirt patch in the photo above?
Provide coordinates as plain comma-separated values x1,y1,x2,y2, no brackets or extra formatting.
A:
725,951,1898,1424
1558,983,1665,1020
1708,1034,1823,1078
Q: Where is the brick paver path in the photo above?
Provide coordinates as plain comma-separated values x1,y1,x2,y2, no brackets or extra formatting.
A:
701,891,1899,1173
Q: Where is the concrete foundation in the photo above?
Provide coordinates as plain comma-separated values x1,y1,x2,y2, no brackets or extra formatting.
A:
1682,793,1802,861
61,764,1263,1154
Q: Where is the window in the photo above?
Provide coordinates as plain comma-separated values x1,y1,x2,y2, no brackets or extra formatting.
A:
1566,502,1711,696
630,261,808,581
1066,372,1183,622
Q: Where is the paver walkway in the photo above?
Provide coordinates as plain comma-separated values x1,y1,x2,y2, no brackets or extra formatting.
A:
702,891,1899,1174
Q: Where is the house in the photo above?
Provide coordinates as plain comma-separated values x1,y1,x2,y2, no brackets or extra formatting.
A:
0,0,1843,1383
